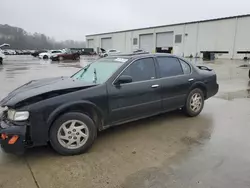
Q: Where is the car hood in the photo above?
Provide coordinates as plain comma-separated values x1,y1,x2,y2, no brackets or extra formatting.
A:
0,77,97,107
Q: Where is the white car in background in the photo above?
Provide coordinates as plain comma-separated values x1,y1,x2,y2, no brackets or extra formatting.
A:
0,43,10,64
100,49,121,57
39,50,64,59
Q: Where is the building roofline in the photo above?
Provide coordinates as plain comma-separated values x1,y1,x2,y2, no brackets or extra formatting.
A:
86,14,250,37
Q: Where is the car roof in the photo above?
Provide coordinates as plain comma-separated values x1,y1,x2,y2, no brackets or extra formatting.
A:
111,53,179,60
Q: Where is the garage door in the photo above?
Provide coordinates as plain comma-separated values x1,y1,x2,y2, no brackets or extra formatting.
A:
87,39,94,48
139,34,154,52
101,38,112,50
156,32,174,47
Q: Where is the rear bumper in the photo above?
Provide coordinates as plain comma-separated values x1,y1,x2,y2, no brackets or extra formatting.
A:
0,119,27,154
207,83,219,99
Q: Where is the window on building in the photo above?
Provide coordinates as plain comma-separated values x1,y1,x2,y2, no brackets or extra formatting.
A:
175,35,182,43
157,57,183,78
133,38,138,45
179,59,191,74
121,58,156,83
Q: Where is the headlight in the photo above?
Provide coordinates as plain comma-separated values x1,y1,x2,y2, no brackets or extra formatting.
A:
7,109,29,121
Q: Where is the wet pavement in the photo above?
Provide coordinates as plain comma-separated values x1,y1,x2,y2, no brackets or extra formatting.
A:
0,56,250,188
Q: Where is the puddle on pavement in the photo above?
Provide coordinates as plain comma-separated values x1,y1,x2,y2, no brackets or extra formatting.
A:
216,89,250,100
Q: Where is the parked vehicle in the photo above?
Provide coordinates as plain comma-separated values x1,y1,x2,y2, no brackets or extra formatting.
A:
0,49,5,65
0,53,219,155
100,49,121,57
51,49,80,61
31,50,47,57
133,49,149,54
0,43,10,64
39,50,64,59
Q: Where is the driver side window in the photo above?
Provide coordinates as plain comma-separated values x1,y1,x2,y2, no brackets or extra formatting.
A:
121,58,156,83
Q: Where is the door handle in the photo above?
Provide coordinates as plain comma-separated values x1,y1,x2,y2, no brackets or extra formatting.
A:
188,78,194,82
151,84,159,88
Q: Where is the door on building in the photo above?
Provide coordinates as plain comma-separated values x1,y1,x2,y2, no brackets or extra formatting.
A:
87,39,94,48
101,38,112,50
156,32,174,53
139,34,154,53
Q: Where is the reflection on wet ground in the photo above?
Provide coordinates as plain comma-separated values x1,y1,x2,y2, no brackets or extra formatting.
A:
0,56,250,188
216,89,250,100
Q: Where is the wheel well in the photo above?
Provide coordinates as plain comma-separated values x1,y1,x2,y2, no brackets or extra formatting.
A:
50,104,103,131
195,84,207,99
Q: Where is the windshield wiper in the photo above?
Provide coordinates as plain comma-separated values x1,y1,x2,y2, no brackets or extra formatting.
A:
93,68,97,83
79,63,91,78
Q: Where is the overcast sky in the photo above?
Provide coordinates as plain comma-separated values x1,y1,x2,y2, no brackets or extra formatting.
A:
0,0,249,41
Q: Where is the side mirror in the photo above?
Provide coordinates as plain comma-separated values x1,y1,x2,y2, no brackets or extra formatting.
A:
115,75,132,85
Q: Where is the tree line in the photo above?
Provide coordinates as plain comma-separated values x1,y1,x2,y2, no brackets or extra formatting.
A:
0,24,85,50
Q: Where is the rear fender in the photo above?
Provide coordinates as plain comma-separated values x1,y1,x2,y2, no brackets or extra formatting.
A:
190,82,208,98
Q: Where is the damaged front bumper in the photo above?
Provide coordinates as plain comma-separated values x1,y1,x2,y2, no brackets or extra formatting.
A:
0,115,27,154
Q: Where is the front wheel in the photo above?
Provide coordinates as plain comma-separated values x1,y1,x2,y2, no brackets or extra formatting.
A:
0,57,2,65
50,112,97,155
248,70,250,79
183,88,204,117
43,55,48,59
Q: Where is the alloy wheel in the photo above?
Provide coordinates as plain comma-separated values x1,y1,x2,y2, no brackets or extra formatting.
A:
190,93,202,112
57,120,89,149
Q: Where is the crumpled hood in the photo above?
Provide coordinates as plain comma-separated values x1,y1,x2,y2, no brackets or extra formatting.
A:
0,77,96,107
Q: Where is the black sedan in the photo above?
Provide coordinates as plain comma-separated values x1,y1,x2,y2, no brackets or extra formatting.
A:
0,53,219,155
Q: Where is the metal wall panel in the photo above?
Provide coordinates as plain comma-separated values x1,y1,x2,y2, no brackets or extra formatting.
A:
87,39,94,48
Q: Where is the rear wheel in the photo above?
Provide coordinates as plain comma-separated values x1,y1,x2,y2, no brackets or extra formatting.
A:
43,55,48,59
50,112,97,155
0,57,2,65
183,88,204,117
248,70,250,79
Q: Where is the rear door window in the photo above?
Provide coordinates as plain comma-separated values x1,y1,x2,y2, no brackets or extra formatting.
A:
156,57,183,78
179,59,191,74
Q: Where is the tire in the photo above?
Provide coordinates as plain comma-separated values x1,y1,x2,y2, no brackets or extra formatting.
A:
43,55,48,59
0,57,2,65
248,70,250,79
59,56,64,61
50,112,97,155
183,88,204,117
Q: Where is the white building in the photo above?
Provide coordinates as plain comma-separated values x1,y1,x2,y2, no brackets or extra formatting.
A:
86,14,250,59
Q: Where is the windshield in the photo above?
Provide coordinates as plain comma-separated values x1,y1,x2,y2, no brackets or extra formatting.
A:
71,57,128,84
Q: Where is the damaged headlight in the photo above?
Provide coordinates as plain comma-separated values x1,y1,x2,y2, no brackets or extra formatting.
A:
7,109,29,121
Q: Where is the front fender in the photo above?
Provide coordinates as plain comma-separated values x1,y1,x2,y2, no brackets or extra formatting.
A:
47,100,103,127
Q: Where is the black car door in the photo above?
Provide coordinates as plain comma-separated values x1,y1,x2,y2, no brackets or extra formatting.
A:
107,57,161,124
156,56,193,111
